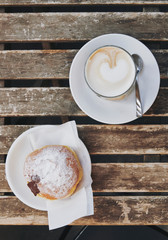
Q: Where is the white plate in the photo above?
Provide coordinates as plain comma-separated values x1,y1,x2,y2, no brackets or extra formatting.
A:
5,125,90,211
69,34,160,124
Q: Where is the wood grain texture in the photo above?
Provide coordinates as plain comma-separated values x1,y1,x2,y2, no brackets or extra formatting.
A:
1,196,168,225
152,50,168,79
0,125,167,154
92,163,168,192
0,0,167,5
0,87,167,117
146,88,168,116
0,13,167,42
78,125,168,154
3,163,168,192
0,164,8,192
0,50,76,80
0,88,81,117
0,50,166,79
41,42,70,123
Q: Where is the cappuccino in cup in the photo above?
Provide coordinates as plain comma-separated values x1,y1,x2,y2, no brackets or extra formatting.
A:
85,46,136,99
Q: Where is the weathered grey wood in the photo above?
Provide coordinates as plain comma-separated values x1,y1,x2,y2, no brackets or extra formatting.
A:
0,87,81,117
78,125,168,154
0,87,167,117
0,125,167,154
1,196,168,225
0,164,8,191
0,50,76,79
0,0,167,5
41,43,69,123
76,196,168,225
0,13,167,42
0,45,4,92
92,163,168,192
0,81,4,87
3,163,168,192
146,88,168,116
0,50,167,79
151,50,168,78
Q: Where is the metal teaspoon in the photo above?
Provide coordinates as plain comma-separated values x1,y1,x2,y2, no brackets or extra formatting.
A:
132,54,143,118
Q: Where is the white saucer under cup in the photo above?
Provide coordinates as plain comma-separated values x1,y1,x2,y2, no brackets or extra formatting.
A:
69,34,160,124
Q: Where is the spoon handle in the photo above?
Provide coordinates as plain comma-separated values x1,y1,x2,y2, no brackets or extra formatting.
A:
135,78,143,118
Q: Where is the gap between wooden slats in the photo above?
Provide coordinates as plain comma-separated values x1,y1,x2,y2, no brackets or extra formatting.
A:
2,163,168,192
143,5,160,12
0,0,167,6
0,50,167,79
0,13,167,42
1,196,168,225
0,125,167,155
0,87,166,117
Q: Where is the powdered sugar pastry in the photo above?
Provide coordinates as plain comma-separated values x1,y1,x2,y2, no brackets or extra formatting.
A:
24,145,80,199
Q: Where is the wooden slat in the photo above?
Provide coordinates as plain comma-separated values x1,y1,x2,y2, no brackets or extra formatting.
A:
0,0,167,5
1,196,168,225
3,163,168,192
78,125,168,154
0,164,7,191
0,88,82,117
0,50,167,79
0,13,167,42
0,125,167,154
146,88,168,116
152,50,168,79
92,163,168,192
0,50,76,80
0,87,167,117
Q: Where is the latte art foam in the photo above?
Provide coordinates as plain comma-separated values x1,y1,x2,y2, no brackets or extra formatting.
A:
85,46,136,97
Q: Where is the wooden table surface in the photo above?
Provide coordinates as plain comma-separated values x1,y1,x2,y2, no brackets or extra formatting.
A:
0,0,168,226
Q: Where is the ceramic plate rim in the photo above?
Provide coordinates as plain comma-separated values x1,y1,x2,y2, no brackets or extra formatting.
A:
5,125,91,211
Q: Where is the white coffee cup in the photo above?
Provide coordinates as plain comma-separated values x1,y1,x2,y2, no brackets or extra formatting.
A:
84,46,136,100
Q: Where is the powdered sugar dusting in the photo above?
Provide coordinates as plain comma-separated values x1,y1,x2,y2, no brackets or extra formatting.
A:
24,146,79,199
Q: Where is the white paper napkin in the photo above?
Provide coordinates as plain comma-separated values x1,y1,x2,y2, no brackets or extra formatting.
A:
27,121,94,230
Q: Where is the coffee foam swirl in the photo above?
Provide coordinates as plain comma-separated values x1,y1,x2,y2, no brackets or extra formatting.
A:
85,46,135,97
90,48,119,68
